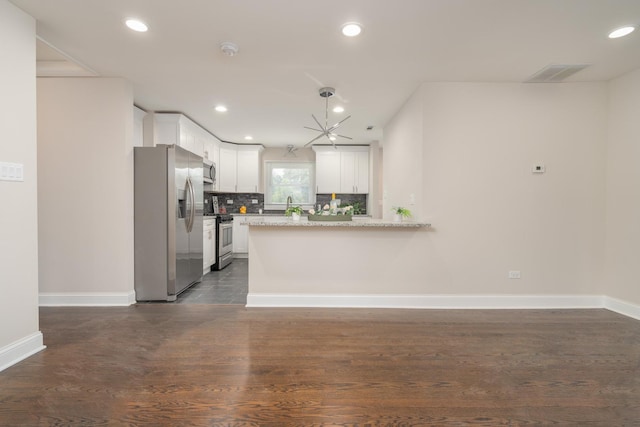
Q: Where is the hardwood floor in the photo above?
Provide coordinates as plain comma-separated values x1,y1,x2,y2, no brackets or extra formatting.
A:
1,306,639,426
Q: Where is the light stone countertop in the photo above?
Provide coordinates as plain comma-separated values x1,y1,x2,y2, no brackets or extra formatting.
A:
242,216,430,228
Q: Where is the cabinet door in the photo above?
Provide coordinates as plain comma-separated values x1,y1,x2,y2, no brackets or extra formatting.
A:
340,151,356,193
354,150,369,194
232,216,249,253
315,151,341,193
203,227,211,270
211,224,217,263
236,149,259,193
203,220,216,270
219,146,237,192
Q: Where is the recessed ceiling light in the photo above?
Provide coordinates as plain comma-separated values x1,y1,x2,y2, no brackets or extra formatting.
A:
125,19,148,32
609,26,635,39
244,136,253,140
341,22,362,37
214,105,228,113
333,106,345,113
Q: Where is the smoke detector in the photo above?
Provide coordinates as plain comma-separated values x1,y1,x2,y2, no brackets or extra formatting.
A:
220,42,239,57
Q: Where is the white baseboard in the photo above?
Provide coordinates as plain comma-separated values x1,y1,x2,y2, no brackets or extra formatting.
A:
246,293,605,309
39,290,136,306
604,296,640,320
0,332,46,373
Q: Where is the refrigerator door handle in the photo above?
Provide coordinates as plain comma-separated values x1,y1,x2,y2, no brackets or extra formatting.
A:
186,176,196,232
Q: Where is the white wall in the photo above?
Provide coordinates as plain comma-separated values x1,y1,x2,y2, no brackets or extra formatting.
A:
384,82,608,295
382,90,423,220
37,78,135,305
604,69,640,306
0,0,44,371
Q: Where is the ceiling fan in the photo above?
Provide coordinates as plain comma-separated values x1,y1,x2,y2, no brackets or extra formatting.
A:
303,87,352,147
283,144,298,157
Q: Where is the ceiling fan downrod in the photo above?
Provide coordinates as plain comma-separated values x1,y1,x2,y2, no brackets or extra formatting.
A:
303,87,352,148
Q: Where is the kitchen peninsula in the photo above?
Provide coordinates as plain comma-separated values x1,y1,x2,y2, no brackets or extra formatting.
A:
244,216,431,307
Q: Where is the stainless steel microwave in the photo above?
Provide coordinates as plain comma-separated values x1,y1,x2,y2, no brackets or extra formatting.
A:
203,160,216,185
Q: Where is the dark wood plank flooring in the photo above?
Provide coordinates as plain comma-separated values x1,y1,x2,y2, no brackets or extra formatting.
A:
1,306,639,426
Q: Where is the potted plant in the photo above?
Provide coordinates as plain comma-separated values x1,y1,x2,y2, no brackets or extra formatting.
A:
392,206,412,222
285,205,304,221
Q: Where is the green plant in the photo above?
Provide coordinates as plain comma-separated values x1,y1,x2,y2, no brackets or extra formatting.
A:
285,206,304,216
392,206,412,218
340,200,363,215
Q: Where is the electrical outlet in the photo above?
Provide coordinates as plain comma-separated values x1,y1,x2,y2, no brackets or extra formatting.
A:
508,271,521,279
251,199,258,204
226,199,233,204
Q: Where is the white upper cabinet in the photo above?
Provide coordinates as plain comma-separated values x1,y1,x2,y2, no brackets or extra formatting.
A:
219,144,238,192
315,149,341,193
151,113,204,157
133,106,146,148
202,130,221,191
313,146,369,194
340,147,369,194
236,146,262,193
218,143,263,193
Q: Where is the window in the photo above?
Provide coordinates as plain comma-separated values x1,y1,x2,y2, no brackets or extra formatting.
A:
264,162,315,210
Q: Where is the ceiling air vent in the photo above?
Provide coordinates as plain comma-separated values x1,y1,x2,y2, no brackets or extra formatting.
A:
525,64,590,83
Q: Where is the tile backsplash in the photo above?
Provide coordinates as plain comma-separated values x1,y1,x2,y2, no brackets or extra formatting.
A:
204,192,367,215
205,192,264,214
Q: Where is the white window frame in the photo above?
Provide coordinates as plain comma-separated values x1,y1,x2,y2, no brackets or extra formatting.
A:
264,161,315,211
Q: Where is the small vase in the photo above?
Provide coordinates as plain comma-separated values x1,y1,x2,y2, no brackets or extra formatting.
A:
393,213,402,222
292,213,301,221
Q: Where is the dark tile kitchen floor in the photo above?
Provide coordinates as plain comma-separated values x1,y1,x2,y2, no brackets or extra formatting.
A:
177,258,248,305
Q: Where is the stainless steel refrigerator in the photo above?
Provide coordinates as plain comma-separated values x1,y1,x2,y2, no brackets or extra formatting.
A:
134,144,203,301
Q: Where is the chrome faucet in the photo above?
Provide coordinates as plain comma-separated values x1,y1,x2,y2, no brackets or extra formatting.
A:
286,195,292,211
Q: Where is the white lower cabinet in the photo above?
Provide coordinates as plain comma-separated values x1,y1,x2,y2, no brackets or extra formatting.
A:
203,218,216,273
232,215,249,256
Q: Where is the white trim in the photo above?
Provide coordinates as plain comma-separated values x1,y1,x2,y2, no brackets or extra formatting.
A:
604,296,640,321
246,293,605,309
39,291,136,306
0,332,46,373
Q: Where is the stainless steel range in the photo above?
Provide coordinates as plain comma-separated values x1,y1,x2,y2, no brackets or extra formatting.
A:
214,214,233,270
210,196,233,270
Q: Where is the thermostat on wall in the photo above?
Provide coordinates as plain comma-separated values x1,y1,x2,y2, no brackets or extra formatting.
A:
532,164,546,174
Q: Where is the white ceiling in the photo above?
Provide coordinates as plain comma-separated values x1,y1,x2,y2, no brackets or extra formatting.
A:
10,0,640,147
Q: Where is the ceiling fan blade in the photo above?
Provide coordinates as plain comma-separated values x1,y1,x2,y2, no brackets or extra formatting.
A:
303,133,327,147
328,115,352,132
311,114,326,132
325,134,336,147
335,134,353,140
304,126,323,132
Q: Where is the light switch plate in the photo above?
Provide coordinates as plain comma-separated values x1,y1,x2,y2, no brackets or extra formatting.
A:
0,161,24,182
